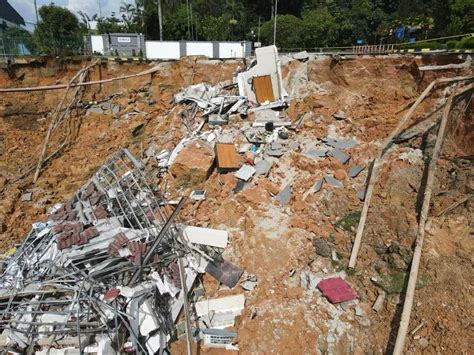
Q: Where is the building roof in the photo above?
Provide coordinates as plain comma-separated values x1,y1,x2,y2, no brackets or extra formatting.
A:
0,0,25,26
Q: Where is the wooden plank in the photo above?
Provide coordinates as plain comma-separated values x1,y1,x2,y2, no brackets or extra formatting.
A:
215,143,240,170
253,75,275,103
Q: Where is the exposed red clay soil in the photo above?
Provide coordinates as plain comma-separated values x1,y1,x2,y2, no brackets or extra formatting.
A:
0,54,472,354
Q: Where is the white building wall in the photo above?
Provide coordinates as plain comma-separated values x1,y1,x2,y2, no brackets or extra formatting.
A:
145,41,180,59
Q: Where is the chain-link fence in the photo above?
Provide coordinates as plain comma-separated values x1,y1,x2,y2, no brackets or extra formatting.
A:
0,31,32,61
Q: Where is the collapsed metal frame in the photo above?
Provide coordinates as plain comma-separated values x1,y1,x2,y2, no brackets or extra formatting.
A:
0,148,193,354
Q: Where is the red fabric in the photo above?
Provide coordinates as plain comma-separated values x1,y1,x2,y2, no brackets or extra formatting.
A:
317,277,358,304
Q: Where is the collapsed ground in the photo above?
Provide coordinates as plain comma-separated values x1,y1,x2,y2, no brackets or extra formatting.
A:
0,54,472,353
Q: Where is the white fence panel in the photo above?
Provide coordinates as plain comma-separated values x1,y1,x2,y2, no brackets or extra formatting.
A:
219,42,244,58
146,41,180,59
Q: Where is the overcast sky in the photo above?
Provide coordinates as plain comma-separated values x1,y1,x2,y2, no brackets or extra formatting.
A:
9,0,133,28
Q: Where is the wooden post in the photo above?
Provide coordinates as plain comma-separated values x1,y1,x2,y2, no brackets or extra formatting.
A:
392,91,455,355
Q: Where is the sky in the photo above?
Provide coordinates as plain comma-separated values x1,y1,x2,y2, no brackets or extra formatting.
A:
9,0,133,29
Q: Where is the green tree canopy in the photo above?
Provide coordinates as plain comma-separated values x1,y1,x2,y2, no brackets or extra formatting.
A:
80,0,474,49
34,4,85,55
260,15,305,49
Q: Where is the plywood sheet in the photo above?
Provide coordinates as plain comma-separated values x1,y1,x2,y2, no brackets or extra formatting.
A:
215,143,240,170
253,75,275,103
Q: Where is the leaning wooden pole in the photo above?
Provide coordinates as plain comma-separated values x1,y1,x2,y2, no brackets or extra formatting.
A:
392,91,455,354
33,62,97,183
348,75,473,269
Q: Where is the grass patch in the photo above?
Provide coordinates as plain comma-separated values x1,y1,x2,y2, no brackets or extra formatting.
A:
374,271,431,294
335,211,361,232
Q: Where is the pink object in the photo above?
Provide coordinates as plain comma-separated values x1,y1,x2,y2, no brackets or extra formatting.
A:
317,277,358,304
104,288,120,302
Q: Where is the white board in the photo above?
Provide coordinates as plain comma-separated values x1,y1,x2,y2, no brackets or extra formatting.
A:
183,226,228,248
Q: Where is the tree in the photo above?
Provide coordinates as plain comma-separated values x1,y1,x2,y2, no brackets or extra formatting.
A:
445,0,474,35
60,0,474,49
260,14,305,49
198,15,230,41
301,8,337,47
119,1,143,32
34,4,85,55
97,14,124,34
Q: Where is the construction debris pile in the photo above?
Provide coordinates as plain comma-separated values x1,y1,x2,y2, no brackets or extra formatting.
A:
0,149,244,353
0,46,371,354
0,46,472,354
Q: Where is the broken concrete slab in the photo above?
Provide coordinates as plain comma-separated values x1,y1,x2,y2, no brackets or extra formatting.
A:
101,102,121,114
21,192,32,201
265,141,288,157
395,117,438,143
169,139,215,186
209,113,229,126
306,148,328,159
174,83,218,108
183,226,229,249
313,179,324,192
349,165,365,178
357,188,367,201
195,294,245,329
240,274,258,291
293,50,310,61
253,109,291,128
235,165,256,181
330,148,351,164
325,176,343,188
254,159,272,176
233,179,247,193
276,184,292,205
324,137,358,149
372,291,386,312
87,106,103,114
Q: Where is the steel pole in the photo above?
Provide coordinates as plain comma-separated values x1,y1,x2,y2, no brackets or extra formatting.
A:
273,0,278,46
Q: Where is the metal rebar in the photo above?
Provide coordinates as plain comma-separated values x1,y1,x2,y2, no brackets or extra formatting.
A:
128,197,187,285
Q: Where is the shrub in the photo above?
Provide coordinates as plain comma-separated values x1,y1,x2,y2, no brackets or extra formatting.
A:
446,40,459,49
456,36,474,49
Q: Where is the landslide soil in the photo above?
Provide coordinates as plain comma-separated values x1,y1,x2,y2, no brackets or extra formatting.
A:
0,54,472,354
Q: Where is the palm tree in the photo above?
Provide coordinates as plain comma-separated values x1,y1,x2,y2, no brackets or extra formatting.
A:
78,11,91,31
120,2,137,32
